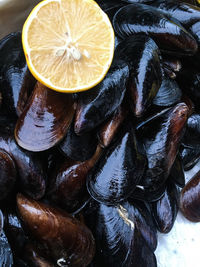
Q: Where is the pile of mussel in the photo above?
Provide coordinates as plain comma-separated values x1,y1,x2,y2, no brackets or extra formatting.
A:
1,0,200,266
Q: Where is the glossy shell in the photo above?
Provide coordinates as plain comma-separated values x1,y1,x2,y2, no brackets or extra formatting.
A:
15,82,75,152
180,170,200,222
17,194,95,267
74,57,129,135
87,127,146,204
115,35,162,117
113,3,198,55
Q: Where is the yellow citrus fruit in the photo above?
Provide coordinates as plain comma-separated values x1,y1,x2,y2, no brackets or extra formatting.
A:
22,0,115,93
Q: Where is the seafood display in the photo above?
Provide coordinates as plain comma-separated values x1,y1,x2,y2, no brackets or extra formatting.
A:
1,0,200,266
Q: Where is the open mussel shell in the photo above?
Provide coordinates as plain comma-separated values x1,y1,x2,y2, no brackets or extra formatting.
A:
0,121,46,199
136,103,189,201
180,170,200,222
113,3,198,55
151,0,200,27
17,194,95,267
0,149,16,200
0,32,36,117
59,119,98,162
98,105,128,148
152,181,179,233
87,201,157,267
15,82,75,152
115,35,162,117
153,75,182,107
182,114,200,148
74,56,129,135
87,126,146,205
170,156,185,188
48,145,102,212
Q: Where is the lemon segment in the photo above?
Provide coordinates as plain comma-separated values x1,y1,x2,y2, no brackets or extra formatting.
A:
22,0,115,93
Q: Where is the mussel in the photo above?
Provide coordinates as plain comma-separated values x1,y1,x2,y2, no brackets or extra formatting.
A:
136,103,189,201
151,181,179,233
151,0,200,27
182,114,200,149
180,146,200,171
87,126,146,204
0,149,16,200
59,119,98,162
47,145,102,212
170,156,185,188
86,201,157,267
15,82,75,152
115,35,162,117
0,32,36,117
98,104,128,148
180,170,200,222
74,55,129,135
113,3,198,55
153,75,182,107
17,194,95,266
0,118,46,199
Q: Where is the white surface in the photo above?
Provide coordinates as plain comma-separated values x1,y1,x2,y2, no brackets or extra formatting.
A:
156,162,200,267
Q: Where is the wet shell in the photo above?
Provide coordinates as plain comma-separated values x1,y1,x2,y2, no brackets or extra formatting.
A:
180,170,200,222
87,127,146,204
153,76,182,107
115,35,162,117
113,3,198,55
170,156,185,188
98,105,128,147
0,229,13,266
151,0,200,27
87,202,157,267
180,146,200,171
47,146,102,212
15,82,75,152
0,32,36,117
0,149,16,200
0,120,46,199
74,56,129,135
152,181,179,233
59,119,98,162
182,114,200,148
17,194,95,267
136,103,189,201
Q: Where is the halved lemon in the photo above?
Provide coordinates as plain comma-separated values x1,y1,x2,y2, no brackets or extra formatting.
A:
22,0,115,93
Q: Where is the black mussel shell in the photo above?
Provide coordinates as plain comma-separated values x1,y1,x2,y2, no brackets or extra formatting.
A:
152,181,179,233
115,35,162,117
182,114,200,148
17,194,95,267
151,0,200,27
170,156,185,188
98,104,128,148
113,3,198,55
128,200,157,251
95,0,127,20
0,149,16,200
0,32,36,117
4,210,28,265
47,146,102,212
0,121,46,200
180,146,200,171
0,229,13,266
59,119,98,162
15,82,75,152
74,56,129,135
180,170,200,222
136,103,189,201
153,76,182,107
189,21,200,44
177,70,200,107
87,127,146,204
87,202,157,267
